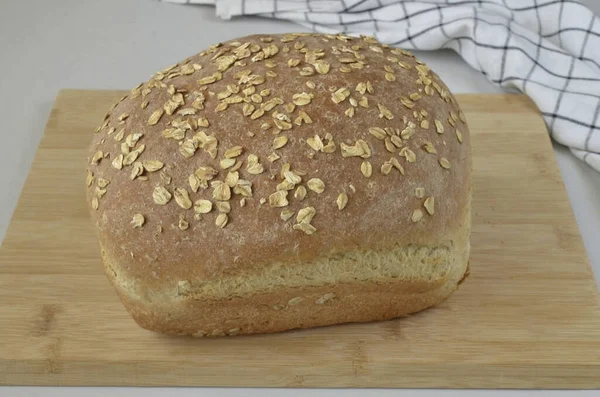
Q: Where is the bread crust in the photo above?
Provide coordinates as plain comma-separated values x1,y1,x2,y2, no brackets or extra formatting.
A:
86,33,472,336
103,228,470,336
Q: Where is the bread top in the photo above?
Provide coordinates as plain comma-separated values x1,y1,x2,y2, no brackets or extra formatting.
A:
86,33,471,283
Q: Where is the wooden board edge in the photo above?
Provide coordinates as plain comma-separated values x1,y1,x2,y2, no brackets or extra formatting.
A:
2,360,600,389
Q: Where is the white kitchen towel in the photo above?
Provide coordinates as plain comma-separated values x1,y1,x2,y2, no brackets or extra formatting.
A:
164,0,600,172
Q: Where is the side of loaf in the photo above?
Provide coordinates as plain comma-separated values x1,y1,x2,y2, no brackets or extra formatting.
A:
86,33,471,336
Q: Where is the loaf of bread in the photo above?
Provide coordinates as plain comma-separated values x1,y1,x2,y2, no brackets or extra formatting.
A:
86,33,471,337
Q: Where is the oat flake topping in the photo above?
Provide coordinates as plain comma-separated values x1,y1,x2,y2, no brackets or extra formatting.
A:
87,33,466,235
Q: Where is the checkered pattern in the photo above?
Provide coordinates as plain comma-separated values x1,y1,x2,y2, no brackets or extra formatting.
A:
164,0,600,172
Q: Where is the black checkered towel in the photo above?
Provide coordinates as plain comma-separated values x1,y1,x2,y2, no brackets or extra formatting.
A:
165,0,600,172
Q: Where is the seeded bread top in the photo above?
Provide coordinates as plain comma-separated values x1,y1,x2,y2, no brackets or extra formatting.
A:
86,33,471,283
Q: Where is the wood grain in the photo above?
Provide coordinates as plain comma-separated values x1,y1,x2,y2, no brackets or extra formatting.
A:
0,90,599,388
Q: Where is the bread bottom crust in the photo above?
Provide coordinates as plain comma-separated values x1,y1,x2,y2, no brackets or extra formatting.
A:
102,241,470,336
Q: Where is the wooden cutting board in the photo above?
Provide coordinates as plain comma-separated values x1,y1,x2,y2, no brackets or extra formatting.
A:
1,90,599,389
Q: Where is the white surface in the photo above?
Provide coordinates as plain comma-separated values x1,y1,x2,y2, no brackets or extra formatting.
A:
0,0,599,395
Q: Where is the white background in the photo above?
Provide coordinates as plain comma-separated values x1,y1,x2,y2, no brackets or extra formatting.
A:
1,0,599,395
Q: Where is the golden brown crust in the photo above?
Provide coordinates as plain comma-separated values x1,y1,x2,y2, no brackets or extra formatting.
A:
103,238,470,336
86,33,471,335
120,281,459,337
